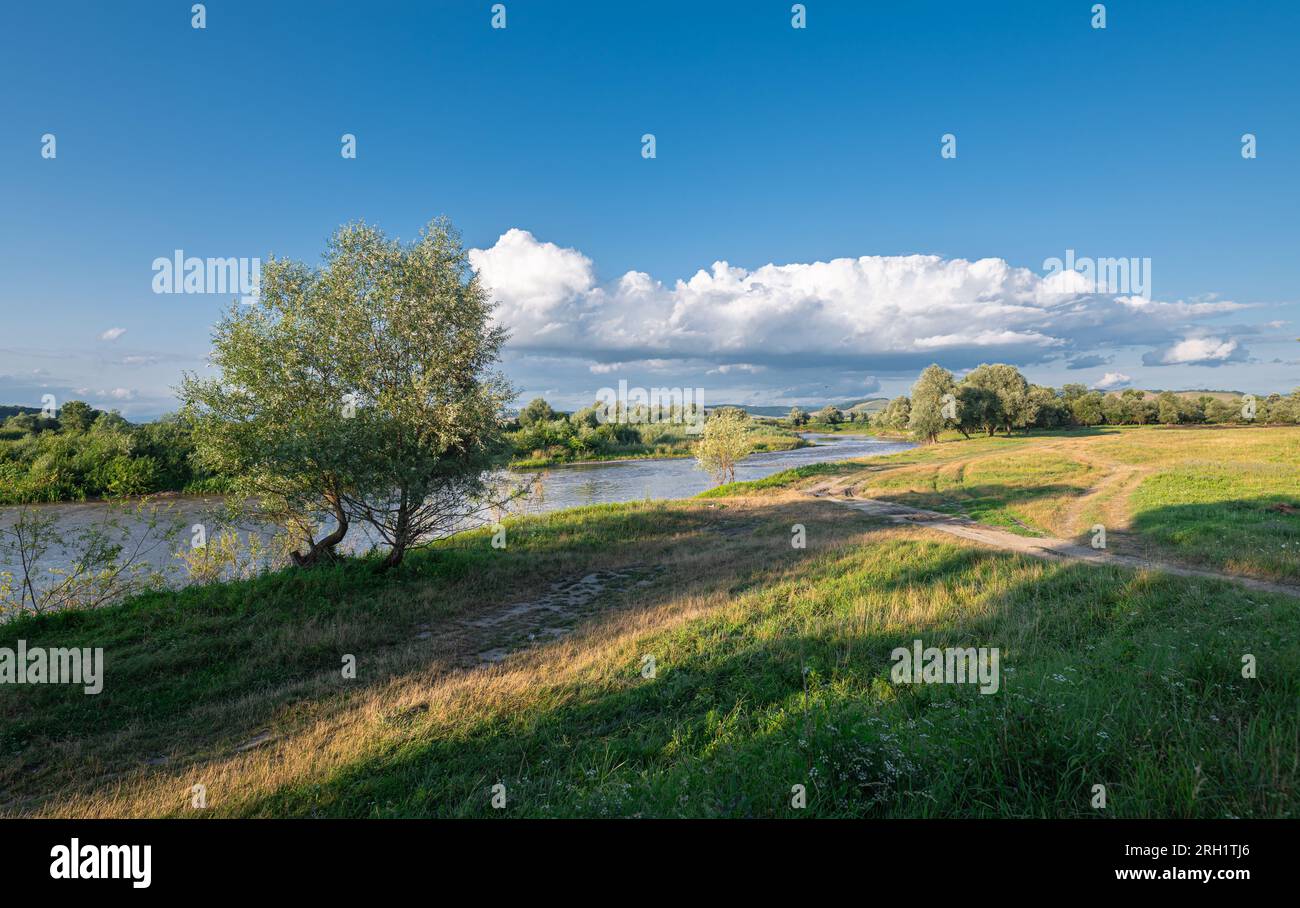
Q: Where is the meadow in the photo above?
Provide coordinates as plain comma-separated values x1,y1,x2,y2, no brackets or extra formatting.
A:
0,425,1295,818
756,425,1300,581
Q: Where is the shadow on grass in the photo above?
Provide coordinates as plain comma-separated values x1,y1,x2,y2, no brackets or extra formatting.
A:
227,542,1298,819
10,493,1299,818
863,482,1087,532
0,497,889,803
1127,495,1300,581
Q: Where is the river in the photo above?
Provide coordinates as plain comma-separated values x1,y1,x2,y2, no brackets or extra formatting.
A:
0,432,913,588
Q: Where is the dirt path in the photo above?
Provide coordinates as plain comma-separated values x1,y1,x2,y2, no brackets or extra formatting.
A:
811,491,1300,599
1034,439,1153,538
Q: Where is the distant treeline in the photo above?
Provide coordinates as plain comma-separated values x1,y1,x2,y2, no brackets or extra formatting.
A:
854,363,1300,444
506,397,800,466
0,402,227,504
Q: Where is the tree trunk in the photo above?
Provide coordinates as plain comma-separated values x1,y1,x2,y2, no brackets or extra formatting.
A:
379,541,407,571
376,500,410,572
291,493,348,567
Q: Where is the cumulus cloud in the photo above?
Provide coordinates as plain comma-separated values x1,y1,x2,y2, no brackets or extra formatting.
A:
99,327,126,342
1141,336,1247,367
468,229,596,343
471,229,1248,371
1093,371,1132,390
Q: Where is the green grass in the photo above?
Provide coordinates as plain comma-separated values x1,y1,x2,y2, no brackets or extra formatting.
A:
1130,466,1300,580
695,462,858,498
2,489,1296,818
703,426,1300,576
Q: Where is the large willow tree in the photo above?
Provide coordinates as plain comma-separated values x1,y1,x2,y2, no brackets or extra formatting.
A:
182,219,513,570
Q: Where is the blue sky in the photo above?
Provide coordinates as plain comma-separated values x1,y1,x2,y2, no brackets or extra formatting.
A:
1,0,1297,417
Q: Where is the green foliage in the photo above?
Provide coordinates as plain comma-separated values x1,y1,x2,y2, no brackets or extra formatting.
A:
883,366,1300,443
813,405,844,425
875,396,911,431
181,218,514,570
954,383,999,437
695,407,752,484
908,364,957,443
57,401,97,433
507,402,802,466
517,397,556,427
0,407,223,504
962,363,1037,433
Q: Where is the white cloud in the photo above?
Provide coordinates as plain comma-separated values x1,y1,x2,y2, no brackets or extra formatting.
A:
587,358,675,374
706,363,766,375
470,229,1246,368
1093,371,1132,390
468,229,596,342
914,330,1062,349
99,327,126,342
92,387,137,401
1141,336,1245,367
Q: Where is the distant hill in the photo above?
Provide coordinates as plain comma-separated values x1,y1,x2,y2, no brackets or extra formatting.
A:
846,398,889,414
0,404,42,420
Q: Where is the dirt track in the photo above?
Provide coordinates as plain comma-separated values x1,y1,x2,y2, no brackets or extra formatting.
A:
810,490,1300,599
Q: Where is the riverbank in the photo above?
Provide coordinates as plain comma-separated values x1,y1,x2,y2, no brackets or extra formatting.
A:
1,433,914,598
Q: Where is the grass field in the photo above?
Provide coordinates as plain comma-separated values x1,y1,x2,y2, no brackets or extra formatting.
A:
1,426,1296,818
742,426,1300,581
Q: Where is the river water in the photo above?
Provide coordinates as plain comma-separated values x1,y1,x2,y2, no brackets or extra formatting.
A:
0,432,913,587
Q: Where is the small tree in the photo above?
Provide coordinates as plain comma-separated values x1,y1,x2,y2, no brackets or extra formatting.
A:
0,501,180,617
58,400,97,433
908,365,957,443
322,220,515,570
814,405,844,425
1029,385,1070,428
1070,392,1105,426
1157,392,1182,425
878,396,911,430
182,256,368,566
184,218,515,571
963,363,1036,434
788,407,808,426
518,397,556,427
955,383,999,437
696,408,751,485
